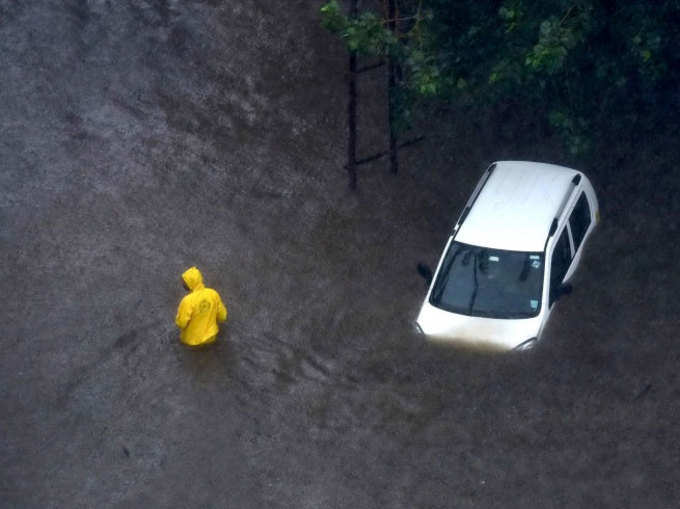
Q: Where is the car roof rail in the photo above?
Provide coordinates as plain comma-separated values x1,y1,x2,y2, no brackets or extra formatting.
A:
453,163,496,232
548,172,583,238
458,206,471,225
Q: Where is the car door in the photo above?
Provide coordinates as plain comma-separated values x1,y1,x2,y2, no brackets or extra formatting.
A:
569,192,592,252
563,191,593,279
548,226,574,308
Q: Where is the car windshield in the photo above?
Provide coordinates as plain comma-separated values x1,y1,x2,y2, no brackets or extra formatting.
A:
429,241,544,319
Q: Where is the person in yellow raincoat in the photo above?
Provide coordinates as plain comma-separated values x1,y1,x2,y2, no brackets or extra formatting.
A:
175,267,227,346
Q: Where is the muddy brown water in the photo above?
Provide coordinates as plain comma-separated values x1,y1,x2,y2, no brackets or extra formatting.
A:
2,1,679,507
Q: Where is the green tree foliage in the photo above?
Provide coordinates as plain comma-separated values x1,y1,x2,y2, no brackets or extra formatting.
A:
321,0,399,55
321,0,680,156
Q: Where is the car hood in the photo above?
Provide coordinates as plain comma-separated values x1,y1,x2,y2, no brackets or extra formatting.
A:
416,301,542,351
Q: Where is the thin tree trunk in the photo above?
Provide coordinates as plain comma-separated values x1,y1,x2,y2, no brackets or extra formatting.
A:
387,0,398,174
347,0,358,190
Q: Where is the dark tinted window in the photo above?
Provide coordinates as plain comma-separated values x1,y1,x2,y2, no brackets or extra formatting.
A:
549,228,572,306
569,193,591,251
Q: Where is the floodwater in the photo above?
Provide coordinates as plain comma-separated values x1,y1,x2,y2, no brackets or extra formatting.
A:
2,1,679,507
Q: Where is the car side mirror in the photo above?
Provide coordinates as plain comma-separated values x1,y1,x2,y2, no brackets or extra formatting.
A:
556,283,573,300
417,263,433,286
550,283,573,307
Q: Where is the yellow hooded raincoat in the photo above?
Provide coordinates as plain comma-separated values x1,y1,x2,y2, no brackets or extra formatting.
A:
175,267,227,346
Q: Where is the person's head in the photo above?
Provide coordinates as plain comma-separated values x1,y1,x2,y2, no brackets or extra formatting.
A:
181,266,204,292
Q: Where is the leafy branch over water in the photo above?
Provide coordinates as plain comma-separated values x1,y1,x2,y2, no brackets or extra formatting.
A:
322,0,680,157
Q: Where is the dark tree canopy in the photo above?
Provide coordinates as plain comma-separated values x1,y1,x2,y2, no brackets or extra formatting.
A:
322,0,680,156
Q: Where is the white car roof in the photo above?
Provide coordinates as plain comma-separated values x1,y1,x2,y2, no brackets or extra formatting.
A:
455,161,581,252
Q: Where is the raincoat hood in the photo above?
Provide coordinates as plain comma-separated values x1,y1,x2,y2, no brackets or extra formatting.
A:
182,266,204,291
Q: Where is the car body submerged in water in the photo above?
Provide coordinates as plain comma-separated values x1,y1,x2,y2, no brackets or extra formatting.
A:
415,161,599,351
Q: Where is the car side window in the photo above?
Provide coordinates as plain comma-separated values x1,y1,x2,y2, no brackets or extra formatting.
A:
549,228,572,306
569,192,592,252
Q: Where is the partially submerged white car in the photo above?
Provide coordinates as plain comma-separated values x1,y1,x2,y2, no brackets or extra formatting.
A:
415,161,599,351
